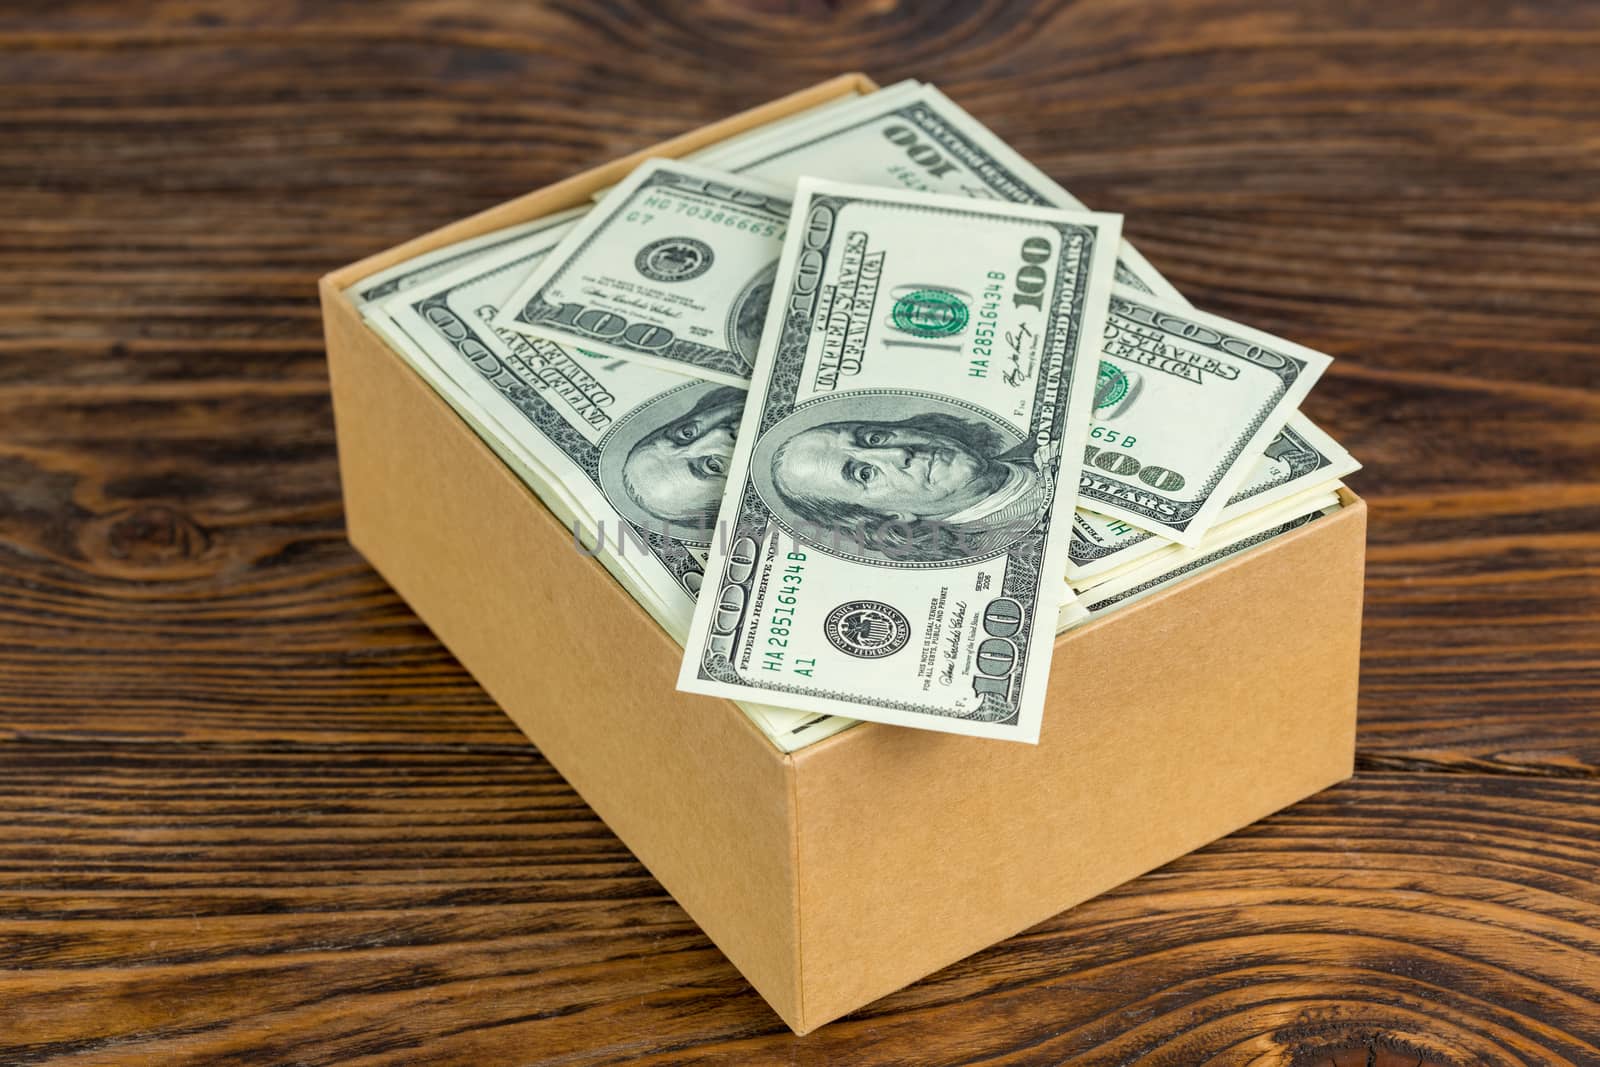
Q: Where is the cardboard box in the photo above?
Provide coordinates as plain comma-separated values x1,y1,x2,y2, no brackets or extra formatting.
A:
318,73,1367,1034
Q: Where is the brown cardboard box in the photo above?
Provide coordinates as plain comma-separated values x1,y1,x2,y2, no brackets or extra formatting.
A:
318,73,1367,1034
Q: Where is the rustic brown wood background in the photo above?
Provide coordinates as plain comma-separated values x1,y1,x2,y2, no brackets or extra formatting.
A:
2,1,1597,1063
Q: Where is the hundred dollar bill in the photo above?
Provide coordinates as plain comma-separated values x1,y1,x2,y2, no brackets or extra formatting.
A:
678,180,1122,742
1078,288,1332,546
1062,493,1343,627
368,223,854,750
498,159,791,386
707,82,1186,305
1068,413,1358,584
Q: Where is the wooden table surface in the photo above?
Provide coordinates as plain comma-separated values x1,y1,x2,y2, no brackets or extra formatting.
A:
3,2,1597,1063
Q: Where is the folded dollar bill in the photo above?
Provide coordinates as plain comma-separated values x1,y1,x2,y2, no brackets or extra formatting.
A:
677,179,1122,742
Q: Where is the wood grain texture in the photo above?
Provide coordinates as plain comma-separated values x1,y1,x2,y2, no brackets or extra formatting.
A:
0,0,1595,1061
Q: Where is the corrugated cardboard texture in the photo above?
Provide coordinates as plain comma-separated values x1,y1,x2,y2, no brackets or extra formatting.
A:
321,75,1366,1034
789,498,1366,1028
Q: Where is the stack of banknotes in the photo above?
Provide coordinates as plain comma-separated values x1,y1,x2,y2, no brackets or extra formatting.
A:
350,80,1358,750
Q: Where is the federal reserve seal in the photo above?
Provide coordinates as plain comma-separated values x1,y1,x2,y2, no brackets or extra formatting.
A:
889,288,969,337
824,600,912,659
635,236,714,282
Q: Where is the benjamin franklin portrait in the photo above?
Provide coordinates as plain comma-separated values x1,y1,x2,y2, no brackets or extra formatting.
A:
597,382,744,542
752,392,1050,564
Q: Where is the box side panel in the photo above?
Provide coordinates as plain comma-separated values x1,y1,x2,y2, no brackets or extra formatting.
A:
325,73,875,290
790,499,1367,1030
320,280,805,1024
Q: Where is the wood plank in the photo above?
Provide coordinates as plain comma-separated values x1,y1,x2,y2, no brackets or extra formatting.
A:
0,0,1595,1057
0,757,1594,1063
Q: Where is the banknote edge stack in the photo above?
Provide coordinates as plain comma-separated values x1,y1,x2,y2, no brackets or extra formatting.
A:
347,77,1360,751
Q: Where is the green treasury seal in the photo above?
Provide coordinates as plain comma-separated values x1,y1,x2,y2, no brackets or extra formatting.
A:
890,288,970,338
1095,361,1130,411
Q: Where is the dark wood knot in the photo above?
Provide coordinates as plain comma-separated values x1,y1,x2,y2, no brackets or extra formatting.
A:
1293,1033,1453,1067
85,504,211,574
710,0,901,15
